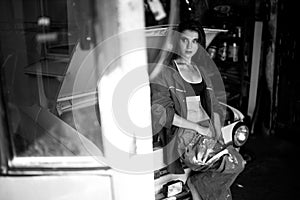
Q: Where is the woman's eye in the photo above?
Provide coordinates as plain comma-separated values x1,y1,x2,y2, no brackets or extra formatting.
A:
193,39,198,44
181,38,188,43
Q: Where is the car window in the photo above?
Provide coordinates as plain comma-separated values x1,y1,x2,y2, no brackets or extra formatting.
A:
0,0,103,159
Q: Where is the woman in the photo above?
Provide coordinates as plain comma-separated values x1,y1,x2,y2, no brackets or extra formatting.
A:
150,20,244,200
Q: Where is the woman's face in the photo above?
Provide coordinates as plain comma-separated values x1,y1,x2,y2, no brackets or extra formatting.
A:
178,29,199,60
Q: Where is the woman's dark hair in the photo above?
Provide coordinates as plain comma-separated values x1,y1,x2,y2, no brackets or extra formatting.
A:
166,20,207,62
177,20,206,48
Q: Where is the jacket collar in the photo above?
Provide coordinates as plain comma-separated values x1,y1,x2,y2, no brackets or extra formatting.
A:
169,60,185,90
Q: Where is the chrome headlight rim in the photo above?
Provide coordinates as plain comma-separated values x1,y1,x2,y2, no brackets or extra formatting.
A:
232,122,249,147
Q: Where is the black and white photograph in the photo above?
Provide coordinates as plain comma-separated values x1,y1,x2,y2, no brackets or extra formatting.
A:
0,0,297,199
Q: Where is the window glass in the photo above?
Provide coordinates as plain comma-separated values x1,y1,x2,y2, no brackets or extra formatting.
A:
0,0,103,158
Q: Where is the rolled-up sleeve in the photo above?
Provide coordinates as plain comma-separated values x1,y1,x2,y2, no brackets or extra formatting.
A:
202,69,225,123
150,78,175,134
207,86,224,124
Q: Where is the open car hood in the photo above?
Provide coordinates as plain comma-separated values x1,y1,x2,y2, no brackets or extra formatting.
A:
56,26,227,110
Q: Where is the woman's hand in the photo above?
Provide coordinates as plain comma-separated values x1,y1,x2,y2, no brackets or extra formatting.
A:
173,114,212,137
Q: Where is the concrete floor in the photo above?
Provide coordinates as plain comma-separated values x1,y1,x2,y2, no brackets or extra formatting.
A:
231,133,297,199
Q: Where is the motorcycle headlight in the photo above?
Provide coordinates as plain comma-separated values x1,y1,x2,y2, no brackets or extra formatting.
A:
232,122,249,147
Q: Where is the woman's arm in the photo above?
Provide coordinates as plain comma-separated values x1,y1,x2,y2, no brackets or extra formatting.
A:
213,112,224,144
151,68,176,134
173,114,212,137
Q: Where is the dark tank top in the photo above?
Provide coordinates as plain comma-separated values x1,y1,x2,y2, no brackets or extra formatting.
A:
182,78,206,97
173,60,207,96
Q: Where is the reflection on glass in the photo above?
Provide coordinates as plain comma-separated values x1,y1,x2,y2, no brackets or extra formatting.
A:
0,0,103,158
